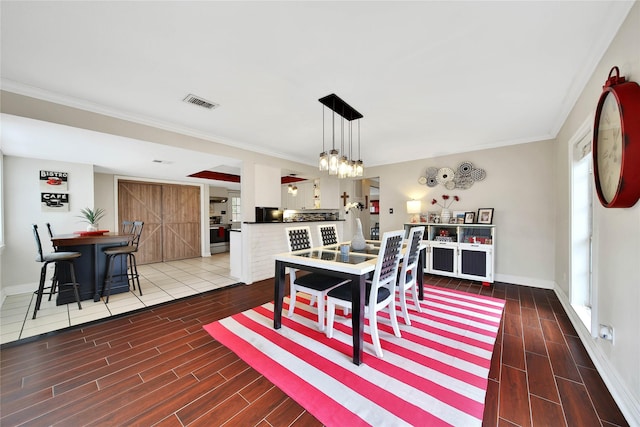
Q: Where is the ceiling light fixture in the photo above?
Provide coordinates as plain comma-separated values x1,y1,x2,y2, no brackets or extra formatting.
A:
319,94,363,179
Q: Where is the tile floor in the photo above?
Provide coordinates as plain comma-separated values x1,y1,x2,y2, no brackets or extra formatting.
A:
0,253,237,345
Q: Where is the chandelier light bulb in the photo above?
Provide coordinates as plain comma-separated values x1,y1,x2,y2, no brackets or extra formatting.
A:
328,149,339,175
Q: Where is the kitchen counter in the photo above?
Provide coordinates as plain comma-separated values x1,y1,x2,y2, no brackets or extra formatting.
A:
239,221,344,284
243,219,344,224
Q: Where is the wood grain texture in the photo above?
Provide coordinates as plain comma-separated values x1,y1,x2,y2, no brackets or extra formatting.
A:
1,274,629,427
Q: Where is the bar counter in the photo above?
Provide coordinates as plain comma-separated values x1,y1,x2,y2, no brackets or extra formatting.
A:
51,232,131,304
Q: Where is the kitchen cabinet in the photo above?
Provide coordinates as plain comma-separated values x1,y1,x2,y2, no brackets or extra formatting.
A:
282,181,315,210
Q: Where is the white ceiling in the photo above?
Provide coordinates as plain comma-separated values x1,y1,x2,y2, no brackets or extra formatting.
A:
0,1,634,187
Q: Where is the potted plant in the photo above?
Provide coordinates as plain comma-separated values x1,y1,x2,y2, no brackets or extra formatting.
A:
78,207,106,231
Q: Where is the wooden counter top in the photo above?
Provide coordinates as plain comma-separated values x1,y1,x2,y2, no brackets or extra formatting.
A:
52,233,131,247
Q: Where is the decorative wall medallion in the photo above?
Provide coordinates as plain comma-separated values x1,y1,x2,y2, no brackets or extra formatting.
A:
420,161,486,190
436,167,454,184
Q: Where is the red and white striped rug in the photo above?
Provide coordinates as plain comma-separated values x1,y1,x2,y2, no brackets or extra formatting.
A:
203,285,505,426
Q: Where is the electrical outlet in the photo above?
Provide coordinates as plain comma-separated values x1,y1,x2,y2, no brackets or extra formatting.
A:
599,324,614,342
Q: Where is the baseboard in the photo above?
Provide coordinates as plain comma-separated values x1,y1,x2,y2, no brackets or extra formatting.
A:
494,273,555,289
3,282,37,297
554,284,640,426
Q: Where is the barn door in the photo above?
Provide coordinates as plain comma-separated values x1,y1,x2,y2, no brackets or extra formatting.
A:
118,181,163,264
161,184,201,261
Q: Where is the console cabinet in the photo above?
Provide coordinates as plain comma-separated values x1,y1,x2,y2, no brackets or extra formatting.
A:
404,223,495,283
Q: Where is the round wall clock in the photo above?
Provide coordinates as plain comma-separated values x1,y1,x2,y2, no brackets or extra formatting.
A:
592,66,640,208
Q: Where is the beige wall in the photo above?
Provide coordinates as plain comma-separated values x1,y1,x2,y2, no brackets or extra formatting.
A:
1,156,95,295
369,139,557,287
552,3,640,422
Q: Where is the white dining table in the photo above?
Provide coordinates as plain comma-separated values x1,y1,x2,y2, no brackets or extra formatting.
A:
273,240,426,365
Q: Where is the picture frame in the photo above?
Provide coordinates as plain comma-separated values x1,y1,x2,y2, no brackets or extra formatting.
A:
477,208,494,224
454,211,465,224
464,211,475,224
427,211,438,223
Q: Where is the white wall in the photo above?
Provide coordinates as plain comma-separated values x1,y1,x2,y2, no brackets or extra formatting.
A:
95,172,116,230
369,139,557,288
254,164,282,208
1,156,95,295
553,3,640,423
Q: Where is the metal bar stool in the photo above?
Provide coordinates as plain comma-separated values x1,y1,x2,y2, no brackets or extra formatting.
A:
102,221,144,303
32,224,82,319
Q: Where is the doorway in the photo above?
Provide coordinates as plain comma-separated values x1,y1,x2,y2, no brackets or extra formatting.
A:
352,177,379,239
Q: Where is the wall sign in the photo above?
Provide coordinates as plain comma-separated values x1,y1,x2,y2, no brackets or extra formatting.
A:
41,193,70,212
40,170,68,192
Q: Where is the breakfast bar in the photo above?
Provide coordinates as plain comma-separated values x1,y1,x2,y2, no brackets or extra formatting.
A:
51,233,131,303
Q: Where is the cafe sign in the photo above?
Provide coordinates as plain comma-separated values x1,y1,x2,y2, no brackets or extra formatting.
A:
41,193,70,212
40,170,68,191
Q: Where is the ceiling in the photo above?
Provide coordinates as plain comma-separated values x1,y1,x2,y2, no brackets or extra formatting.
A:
0,1,634,188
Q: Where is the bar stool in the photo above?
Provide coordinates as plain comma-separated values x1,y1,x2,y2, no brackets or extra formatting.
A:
32,224,82,319
45,222,60,300
102,221,144,303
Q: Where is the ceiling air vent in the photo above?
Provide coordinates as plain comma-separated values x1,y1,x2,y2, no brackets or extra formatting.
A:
183,94,219,110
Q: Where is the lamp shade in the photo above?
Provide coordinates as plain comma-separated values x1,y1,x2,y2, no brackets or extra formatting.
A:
406,200,421,214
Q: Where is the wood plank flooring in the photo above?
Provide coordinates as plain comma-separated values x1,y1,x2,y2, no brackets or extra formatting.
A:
0,275,629,426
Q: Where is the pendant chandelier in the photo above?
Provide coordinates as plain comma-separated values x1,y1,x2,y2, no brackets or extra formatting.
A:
318,93,364,178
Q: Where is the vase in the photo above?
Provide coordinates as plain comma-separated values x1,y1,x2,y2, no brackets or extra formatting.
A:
351,218,367,250
440,209,451,224
86,223,99,232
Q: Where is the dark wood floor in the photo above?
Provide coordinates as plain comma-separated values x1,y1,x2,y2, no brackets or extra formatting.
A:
0,275,629,426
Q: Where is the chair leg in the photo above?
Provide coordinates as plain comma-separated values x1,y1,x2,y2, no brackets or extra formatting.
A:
411,280,422,313
103,254,116,303
316,292,325,331
129,253,142,295
399,285,411,325
326,299,336,338
48,264,58,301
67,261,82,310
369,308,383,358
389,298,402,338
287,274,297,318
32,263,49,319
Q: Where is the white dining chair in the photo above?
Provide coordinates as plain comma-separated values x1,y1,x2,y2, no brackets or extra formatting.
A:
397,226,425,325
325,229,405,358
317,223,339,246
285,226,347,331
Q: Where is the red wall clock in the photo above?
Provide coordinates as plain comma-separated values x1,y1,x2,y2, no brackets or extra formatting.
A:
592,66,640,208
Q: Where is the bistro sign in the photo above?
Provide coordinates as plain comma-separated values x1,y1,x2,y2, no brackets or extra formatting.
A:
40,170,69,191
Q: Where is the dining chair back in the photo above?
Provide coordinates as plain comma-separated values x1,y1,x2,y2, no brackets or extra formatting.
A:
326,229,405,358
284,226,347,331
397,226,425,325
285,226,314,251
102,220,144,303
31,224,82,319
317,224,339,246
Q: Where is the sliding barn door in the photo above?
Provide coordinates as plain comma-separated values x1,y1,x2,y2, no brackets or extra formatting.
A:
118,181,201,263
161,184,201,261
118,181,163,264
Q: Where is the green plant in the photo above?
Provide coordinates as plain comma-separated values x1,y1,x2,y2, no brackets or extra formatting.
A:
78,207,106,225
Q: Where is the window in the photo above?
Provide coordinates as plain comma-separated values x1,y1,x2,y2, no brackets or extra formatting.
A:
230,192,241,222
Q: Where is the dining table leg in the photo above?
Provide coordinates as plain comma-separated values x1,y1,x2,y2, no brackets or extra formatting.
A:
274,260,285,329
350,273,366,365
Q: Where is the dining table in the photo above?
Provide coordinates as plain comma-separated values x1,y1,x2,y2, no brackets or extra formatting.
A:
273,239,426,365
51,232,133,304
